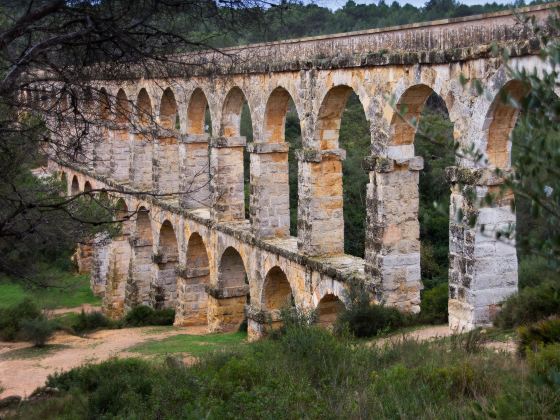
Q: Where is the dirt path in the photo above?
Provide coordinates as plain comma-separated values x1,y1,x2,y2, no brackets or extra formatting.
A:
0,325,206,399
372,325,453,347
46,303,99,317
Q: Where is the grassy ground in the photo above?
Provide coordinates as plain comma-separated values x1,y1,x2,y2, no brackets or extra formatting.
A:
0,345,68,361
0,273,100,310
128,332,247,357
9,326,560,419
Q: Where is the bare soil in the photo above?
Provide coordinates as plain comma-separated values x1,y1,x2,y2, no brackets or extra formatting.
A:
0,325,206,399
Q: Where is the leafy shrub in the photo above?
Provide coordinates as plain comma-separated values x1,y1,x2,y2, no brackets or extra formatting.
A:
494,280,560,328
334,280,406,338
122,305,175,327
72,310,113,334
518,257,557,289
420,282,448,324
336,303,405,338
518,317,560,355
19,317,55,347
0,298,42,341
527,343,560,384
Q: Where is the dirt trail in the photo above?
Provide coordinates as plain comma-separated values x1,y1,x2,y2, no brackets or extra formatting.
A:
46,303,99,317
0,325,206,399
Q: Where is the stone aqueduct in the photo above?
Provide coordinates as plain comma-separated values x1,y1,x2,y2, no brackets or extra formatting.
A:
43,4,556,338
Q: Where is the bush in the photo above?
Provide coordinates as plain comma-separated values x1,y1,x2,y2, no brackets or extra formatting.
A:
0,298,43,341
72,310,113,335
495,281,560,328
527,343,560,380
420,282,448,324
336,303,405,338
518,317,560,355
334,279,406,338
19,318,55,347
122,305,175,327
518,257,557,289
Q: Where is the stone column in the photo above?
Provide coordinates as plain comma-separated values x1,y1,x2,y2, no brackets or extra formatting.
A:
175,265,210,326
110,123,131,183
206,285,250,332
93,122,111,176
179,134,211,209
446,166,518,331
74,242,94,274
364,156,424,313
103,233,131,319
297,149,346,256
129,128,154,191
125,235,153,310
153,128,180,198
90,232,111,297
246,306,284,341
209,136,246,222
248,142,290,239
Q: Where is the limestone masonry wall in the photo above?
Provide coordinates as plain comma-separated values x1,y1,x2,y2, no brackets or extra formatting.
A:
43,4,559,335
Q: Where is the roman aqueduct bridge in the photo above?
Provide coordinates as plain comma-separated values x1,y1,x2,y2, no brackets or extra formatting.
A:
41,3,558,338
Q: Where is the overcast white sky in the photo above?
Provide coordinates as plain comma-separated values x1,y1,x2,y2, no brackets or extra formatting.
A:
311,0,516,9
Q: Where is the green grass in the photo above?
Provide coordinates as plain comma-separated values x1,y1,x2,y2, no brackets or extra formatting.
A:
0,273,100,310
0,344,68,361
128,332,247,357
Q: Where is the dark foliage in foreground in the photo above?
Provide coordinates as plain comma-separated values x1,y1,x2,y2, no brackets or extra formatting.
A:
11,324,560,419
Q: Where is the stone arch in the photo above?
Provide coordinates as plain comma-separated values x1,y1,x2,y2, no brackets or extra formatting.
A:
263,87,300,144
84,181,92,193
261,266,293,310
115,89,131,125
159,87,178,130
175,232,210,326
368,83,453,314
71,175,80,195
388,83,437,159
316,293,345,328
209,246,249,332
99,88,110,120
482,80,529,169
130,88,154,189
186,88,211,135
137,88,153,127
315,85,365,150
220,86,252,137
126,206,153,309
154,220,179,309
218,246,247,289
301,85,369,256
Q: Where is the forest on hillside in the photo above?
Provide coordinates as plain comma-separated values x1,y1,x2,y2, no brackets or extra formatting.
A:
190,0,543,47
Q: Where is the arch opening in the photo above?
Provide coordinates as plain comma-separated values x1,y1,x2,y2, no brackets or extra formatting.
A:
115,89,131,125
137,88,153,128
316,293,345,328
84,181,92,193
484,80,529,170
154,220,179,309
386,84,454,317
126,207,153,309
176,233,210,326
160,88,179,130
210,246,249,332
312,86,369,257
187,88,211,135
70,175,80,195
262,266,293,311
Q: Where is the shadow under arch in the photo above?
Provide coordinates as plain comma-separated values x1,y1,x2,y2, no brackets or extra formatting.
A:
208,246,250,332
176,232,211,326
153,220,179,310
316,293,345,328
125,206,154,309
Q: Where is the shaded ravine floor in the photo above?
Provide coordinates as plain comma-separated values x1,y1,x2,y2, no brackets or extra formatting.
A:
0,325,207,399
